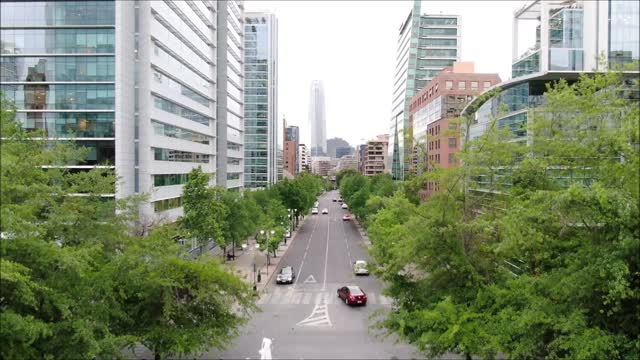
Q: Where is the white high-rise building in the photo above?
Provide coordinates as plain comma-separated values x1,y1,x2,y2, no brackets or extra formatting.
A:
0,0,245,222
244,12,278,188
388,0,461,180
308,80,327,156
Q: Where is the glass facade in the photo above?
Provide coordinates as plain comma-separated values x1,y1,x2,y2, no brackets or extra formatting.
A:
1,0,116,185
512,50,540,78
1,84,115,110
151,121,211,145
153,197,182,212
153,174,189,187
609,0,640,68
549,9,584,71
153,96,211,126
1,28,115,54
15,112,114,138
153,148,210,163
0,56,115,82
0,1,115,27
244,14,275,188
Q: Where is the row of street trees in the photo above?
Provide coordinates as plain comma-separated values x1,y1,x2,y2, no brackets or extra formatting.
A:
179,168,327,259
0,96,325,359
347,71,639,359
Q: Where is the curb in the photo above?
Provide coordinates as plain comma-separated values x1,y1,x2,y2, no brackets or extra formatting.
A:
258,215,309,293
352,217,372,247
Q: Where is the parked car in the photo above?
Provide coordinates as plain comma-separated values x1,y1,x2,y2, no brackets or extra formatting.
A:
337,285,367,306
322,208,328,214
341,203,348,209
332,198,337,202
311,208,319,214
353,260,369,275
338,198,343,202
276,266,295,284
342,214,352,221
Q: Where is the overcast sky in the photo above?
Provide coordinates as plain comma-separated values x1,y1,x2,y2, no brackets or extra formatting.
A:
245,0,535,148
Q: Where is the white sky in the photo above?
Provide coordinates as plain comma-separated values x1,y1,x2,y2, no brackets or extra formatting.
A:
245,0,536,148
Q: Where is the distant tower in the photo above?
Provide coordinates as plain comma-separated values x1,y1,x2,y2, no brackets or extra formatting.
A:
309,80,327,156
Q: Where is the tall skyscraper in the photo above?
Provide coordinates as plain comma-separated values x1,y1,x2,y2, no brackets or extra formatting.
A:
0,0,244,221
388,0,461,180
244,12,278,188
308,80,326,156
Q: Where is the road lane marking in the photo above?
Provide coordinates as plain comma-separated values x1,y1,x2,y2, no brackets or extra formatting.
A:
296,303,332,327
322,215,330,291
303,275,317,283
293,218,320,288
341,216,353,266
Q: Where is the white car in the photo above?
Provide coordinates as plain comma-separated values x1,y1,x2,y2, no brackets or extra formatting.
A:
353,260,369,275
322,208,328,214
341,203,348,209
311,208,319,214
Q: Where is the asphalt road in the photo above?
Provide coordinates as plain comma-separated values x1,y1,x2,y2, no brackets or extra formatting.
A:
207,190,421,360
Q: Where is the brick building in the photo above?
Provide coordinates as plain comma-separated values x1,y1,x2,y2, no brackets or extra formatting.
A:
409,62,500,200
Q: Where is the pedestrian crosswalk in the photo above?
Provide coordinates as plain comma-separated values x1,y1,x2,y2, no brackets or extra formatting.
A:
256,288,393,306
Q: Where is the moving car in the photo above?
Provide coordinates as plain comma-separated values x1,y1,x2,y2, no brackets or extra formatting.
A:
332,198,337,202
337,285,367,306
341,203,348,209
342,214,352,221
276,266,295,284
338,198,343,202
311,208,319,214
322,208,329,214
353,260,369,275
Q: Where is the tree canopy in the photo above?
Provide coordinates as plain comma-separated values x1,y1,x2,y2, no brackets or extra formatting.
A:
368,71,640,359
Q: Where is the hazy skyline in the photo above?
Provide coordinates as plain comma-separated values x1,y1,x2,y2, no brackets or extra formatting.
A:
245,1,535,147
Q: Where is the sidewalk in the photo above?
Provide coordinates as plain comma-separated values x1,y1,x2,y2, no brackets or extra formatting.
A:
352,217,372,247
224,216,308,294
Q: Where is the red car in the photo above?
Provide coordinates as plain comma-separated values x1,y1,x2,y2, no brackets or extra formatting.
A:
337,285,367,306
342,214,352,221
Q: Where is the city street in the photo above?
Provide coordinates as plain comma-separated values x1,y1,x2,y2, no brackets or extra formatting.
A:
206,190,420,359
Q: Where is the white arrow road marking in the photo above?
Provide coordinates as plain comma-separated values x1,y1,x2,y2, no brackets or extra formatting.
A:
303,275,316,283
296,303,332,327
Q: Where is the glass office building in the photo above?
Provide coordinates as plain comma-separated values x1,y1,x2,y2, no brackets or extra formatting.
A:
512,0,639,79
244,12,278,188
1,1,117,173
1,1,245,222
388,0,461,180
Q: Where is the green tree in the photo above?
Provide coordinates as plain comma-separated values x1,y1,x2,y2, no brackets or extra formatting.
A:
336,168,359,188
180,168,229,258
222,191,258,257
106,228,256,360
1,98,256,359
370,71,640,359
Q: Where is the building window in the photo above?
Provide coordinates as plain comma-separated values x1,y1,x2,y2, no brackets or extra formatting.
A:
458,81,466,90
448,138,457,148
434,83,438,93
153,148,210,163
153,173,189,187
153,197,182,212
483,81,491,89
445,81,453,90
471,81,479,90
449,122,457,130
449,153,455,164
